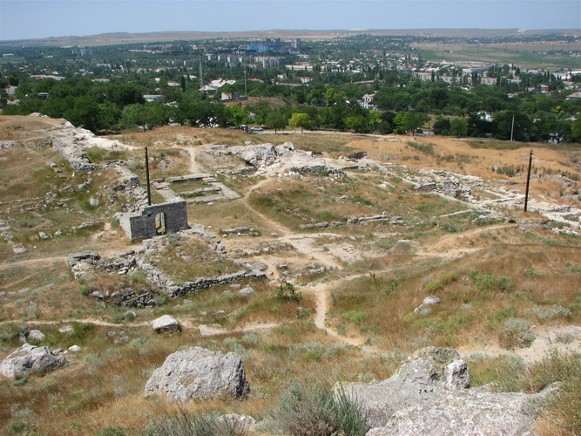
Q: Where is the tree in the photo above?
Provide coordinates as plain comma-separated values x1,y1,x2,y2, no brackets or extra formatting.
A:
98,102,121,133
450,118,468,137
289,112,311,132
393,111,428,135
121,104,149,130
571,119,581,143
344,114,368,133
224,104,250,127
369,110,383,131
265,110,289,133
433,117,451,135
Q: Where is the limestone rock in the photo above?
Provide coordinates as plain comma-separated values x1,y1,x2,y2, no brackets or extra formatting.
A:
342,347,557,435
0,344,66,378
239,286,255,296
144,346,249,401
58,326,74,334
68,345,81,353
152,315,180,333
27,330,46,342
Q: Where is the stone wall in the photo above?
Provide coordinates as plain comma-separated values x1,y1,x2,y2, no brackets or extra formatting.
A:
120,201,189,241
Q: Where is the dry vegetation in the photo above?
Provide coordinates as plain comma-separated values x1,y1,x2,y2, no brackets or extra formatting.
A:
0,117,579,434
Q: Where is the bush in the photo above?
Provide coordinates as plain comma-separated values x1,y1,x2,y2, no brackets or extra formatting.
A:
343,310,368,324
267,381,369,436
167,232,181,246
499,318,536,349
530,305,572,322
470,271,514,299
276,282,301,302
147,411,247,436
97,427,126,436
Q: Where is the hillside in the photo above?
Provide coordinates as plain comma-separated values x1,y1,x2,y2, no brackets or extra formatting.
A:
0,114,579,434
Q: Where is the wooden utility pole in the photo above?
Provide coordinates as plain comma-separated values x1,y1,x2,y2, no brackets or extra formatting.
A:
524,149,533,212
145,146,152,206
510,113,515,142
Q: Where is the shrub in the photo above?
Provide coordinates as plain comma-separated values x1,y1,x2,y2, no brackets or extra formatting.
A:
267,381,369,436
343,310,368,324
167,232,181,246
470,271,514,299
146,410,247,436
130,269,148,284
97,427,126,436
499,318,536,349
530,305,572,322
276,282,301,302
423,272,459,293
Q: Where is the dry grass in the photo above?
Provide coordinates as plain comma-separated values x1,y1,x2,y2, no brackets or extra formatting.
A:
144,233,243,283
328,237,581,351
1,118,580,434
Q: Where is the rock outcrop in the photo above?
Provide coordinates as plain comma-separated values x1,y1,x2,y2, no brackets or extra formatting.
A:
144,346,249,402
0,344,67,378
342,347,557,435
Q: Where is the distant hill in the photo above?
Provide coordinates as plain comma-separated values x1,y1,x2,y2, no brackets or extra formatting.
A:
1,28,580,47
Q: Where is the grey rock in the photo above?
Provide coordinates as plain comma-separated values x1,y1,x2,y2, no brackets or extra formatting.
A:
218,414,256,432
152,315,180,333
239,286,255,296
68,345,81,353
27,330,46,342
0,344,67,378
13,245,27,254
58,326,74,334
90,290,104,299
342,347,557,435
422,296,441,305
38,231,49,240
144,346,249,401
414,296,441,316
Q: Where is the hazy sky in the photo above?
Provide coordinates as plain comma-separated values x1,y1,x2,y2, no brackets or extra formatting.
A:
0,0,579,41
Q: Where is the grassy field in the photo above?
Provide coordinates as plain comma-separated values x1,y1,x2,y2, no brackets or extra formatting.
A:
416,40,581,69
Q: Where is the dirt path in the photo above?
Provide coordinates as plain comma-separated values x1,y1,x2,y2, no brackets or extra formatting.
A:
458,325,581,365
417,223,515,260
0,256,67,271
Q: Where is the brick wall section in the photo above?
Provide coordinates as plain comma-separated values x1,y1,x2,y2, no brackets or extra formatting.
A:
122,201,189,241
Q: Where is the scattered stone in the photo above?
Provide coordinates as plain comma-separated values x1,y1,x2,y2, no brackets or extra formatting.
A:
239,286,255,296
423,296,440,305
27,330,46,342
152,315,180,333
13,245,27,254
90,290,104,299
68,345,81,353
144,346,249,401
218,414,256,433
58,326,74,334
0,344,67,378
38,231,49,240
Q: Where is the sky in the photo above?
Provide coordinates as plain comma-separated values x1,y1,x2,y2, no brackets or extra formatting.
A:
0,0,579,41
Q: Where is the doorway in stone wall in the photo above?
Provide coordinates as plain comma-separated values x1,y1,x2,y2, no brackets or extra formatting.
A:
155,212,167,235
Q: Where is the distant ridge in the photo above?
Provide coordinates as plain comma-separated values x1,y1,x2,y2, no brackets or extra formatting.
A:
1,28,579,47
